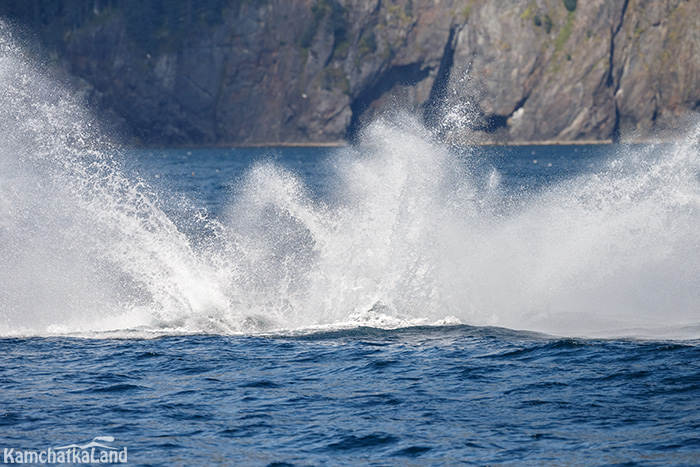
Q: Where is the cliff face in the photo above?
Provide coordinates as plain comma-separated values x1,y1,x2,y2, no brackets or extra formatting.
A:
448,0,700,143
13,0,700,145
62,0,458,145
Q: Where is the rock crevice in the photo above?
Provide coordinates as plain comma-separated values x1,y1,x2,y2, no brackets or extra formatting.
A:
609,0,629,142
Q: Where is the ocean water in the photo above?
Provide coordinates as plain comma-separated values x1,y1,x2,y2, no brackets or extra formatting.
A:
2,23,700,466
3,330,700,466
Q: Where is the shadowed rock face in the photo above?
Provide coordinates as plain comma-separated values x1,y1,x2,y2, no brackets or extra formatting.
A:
12,0,700,145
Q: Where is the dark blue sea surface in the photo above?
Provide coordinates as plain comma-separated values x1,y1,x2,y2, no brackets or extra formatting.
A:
3,327,700,466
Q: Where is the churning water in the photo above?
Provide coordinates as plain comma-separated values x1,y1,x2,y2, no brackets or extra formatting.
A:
2,23,700,466
1,21,700,339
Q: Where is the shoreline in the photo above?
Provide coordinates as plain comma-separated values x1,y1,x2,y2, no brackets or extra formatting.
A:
128,137,686,150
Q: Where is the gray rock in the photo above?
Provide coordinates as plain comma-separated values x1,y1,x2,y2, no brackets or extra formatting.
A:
44,0,700,145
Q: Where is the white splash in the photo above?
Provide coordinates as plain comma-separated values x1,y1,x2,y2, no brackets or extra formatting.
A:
1,23,699,339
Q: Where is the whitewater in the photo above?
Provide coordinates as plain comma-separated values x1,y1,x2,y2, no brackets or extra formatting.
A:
1,22,699,339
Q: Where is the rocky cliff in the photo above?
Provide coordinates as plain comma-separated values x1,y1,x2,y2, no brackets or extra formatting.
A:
4,0,700,145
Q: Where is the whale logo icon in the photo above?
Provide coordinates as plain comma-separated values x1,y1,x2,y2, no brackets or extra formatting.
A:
54,436,118,450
